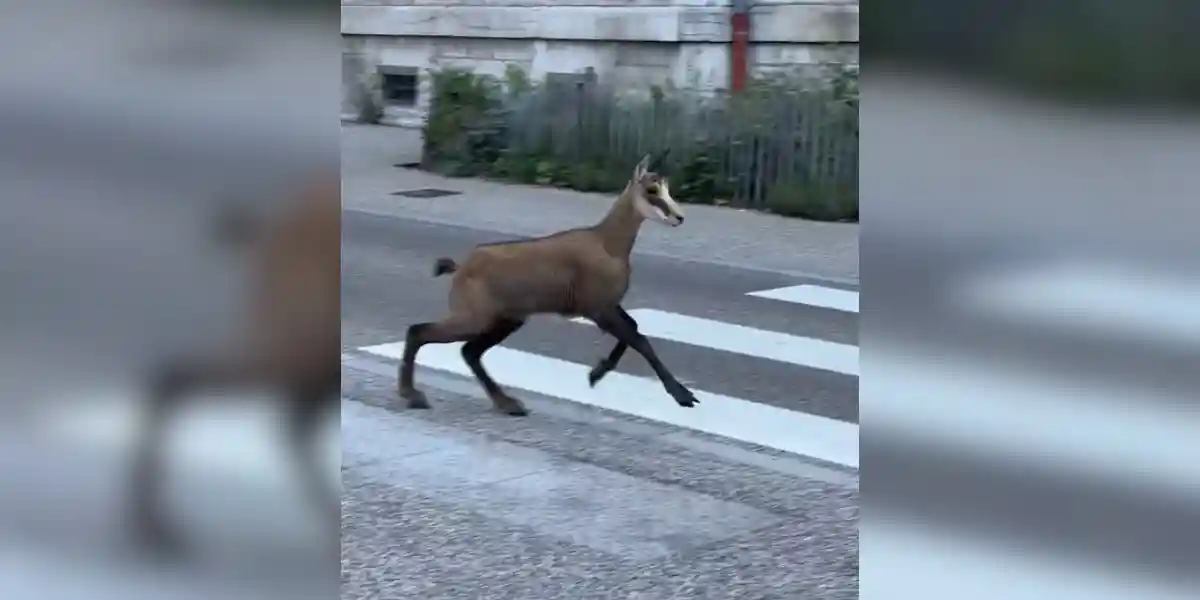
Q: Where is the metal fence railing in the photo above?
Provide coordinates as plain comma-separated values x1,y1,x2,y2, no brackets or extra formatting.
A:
423,67,859,220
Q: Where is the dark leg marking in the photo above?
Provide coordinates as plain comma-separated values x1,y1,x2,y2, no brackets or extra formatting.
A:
286,379,341,548
128,356,254,558
399,318,487,409
461,318,528,416
588,305,638,387
592,307,699,408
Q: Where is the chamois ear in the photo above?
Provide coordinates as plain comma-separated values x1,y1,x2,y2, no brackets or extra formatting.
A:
632,153,652,180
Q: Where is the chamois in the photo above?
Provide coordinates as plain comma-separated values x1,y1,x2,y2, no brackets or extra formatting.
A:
400,151,700,415
128,174,340,557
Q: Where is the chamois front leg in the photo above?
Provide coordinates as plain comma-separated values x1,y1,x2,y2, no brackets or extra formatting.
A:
592,307,699,408
588,305,638,387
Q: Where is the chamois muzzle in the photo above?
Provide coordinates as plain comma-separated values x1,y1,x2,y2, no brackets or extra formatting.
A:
649,148,684,227
653,181,685,227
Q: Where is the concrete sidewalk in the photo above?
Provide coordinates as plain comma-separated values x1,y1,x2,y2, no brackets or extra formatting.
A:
341,123,859,283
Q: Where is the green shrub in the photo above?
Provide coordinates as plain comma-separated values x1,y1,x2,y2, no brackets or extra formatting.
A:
351,71,384,124
766,181,858,222
421,67,503,175
420,64,858,221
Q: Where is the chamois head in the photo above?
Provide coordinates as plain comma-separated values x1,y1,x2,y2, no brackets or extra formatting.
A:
628,151,685,227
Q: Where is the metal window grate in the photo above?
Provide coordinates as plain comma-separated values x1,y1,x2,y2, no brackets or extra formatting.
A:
378,65,418,107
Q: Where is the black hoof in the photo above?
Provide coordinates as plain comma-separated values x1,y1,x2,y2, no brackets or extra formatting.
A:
670,385,700,408
495,397,529,416
587,361,612,388
401,388,431,409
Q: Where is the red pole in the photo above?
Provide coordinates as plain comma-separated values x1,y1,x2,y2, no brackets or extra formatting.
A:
730,2,751,93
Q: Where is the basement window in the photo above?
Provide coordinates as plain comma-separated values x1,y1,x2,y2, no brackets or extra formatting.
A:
378,66,418,107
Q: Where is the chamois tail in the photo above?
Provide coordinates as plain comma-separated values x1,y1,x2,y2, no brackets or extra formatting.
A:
212,204,261,249
433,257,458,277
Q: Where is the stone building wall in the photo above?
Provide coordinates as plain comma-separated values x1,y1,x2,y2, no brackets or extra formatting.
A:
341,0,858,126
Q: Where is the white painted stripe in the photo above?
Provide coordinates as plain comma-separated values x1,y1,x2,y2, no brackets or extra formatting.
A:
33,392,340,491
601,309,858,376
957,261,1200,348
872,518,1197,600
747,284,859,313
870,347,1200,500
360,342,859,468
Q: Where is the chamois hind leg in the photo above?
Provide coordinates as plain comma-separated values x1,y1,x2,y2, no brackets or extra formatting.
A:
128,360,190,558
128,354,265,558
284,375,341,549
461,318,528,416
399,316,488,409
592,307,700,408
587,305,638,387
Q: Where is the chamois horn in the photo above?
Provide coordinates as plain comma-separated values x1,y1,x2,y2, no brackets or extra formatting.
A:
647,147,672,172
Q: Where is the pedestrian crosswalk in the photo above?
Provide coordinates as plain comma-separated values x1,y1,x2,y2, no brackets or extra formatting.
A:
360,282,861,469
956,259,1200,348
21,281,860,492
748,284,860,313
24,388,341,495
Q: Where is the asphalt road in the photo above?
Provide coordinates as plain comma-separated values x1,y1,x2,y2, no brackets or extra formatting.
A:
0,172,860,599
10,103,1198,598
0,79,860,595
339,206,861,599
6,101,1198,597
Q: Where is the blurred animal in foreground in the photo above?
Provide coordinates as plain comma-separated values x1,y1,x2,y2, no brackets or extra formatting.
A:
400,151,699,415
129,175,340,557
